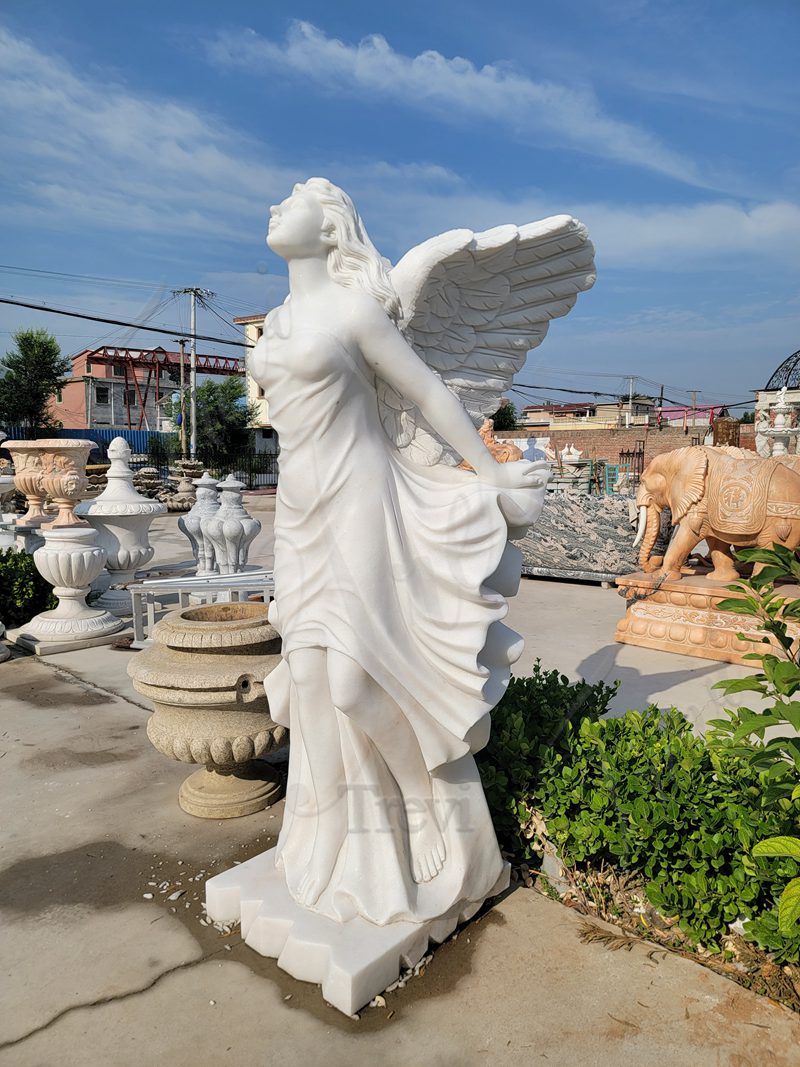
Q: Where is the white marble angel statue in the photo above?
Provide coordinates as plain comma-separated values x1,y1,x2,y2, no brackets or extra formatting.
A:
250,178,595,926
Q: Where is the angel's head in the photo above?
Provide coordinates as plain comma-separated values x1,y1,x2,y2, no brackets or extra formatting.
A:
267,178,400,323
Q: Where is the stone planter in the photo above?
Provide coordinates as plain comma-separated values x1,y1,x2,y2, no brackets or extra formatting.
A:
75,437,166,614
5,440,46,528
37,439,94,527
127,602,286,818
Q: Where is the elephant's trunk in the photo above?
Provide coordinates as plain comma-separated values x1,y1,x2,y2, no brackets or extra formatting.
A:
638,505,660,570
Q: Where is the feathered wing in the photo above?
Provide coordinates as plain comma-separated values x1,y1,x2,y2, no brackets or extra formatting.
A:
380,216,596,465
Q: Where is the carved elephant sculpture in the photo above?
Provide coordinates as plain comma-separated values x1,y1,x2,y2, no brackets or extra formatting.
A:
633,446,800,581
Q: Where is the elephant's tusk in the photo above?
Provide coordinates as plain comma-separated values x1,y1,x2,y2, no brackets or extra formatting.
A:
633,505,648,547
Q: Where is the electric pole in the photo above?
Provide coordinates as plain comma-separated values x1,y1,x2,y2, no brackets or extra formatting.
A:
690,390,697,429
173,288,214,460
627,375,635,427
178,338,188,458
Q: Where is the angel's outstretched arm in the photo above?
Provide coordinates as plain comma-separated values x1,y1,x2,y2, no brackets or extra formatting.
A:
354,297,543,486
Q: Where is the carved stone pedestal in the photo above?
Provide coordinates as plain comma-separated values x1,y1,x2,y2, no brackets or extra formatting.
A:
206,849,509,1016
615,572,800,665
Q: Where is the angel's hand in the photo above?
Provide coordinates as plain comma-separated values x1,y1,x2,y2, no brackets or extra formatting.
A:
475,457,550,491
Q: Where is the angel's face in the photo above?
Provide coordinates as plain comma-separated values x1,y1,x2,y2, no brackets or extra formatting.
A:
267,187,329,259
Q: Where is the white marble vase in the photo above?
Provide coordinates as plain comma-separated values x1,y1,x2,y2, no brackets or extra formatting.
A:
13,525,124,653
177,471,220,575
10,439,124,653
75,437,166,613
203,475,260,574
0,473,13,661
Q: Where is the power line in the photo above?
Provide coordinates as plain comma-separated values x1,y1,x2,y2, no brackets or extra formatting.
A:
0,264,174,292
0,297,253,349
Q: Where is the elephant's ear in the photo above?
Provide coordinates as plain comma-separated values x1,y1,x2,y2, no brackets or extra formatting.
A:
669,448,708,523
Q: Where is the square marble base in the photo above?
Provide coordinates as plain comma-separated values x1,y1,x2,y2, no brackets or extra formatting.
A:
206,848,508,1016
8,624,130,656
615,571,800,665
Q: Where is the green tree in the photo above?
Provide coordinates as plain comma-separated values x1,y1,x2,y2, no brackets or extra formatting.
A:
165,376,257,455
740,410,755,424
491,400,518,431
0,329,70,437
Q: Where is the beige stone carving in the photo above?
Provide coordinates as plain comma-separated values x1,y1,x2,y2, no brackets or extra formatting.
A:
37,439,94,527
127,602,287,818
5,441,46,527
634,445,800,581
459,418,523,471
616,572,800,665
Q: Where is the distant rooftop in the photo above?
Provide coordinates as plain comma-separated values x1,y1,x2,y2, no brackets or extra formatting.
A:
765,349,800,390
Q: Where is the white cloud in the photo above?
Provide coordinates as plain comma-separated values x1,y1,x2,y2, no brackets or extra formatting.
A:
207,21,713,189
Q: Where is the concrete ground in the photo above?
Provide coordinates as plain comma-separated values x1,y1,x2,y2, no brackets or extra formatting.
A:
1,506,797,1065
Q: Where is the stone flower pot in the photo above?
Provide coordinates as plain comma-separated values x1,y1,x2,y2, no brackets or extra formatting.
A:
127,602,287,818
5,440,46,528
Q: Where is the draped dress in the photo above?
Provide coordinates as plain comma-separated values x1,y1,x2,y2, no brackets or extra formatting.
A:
259,321,545,925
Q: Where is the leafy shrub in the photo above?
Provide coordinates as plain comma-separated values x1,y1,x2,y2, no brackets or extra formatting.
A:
707,544,800,952
477,663,617,861
0,547,56,627
479,664,800,959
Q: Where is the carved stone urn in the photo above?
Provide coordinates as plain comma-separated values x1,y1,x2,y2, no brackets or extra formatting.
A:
127,602,286,818
37,439,94,527
5,440,46,528
204,475,261,574
177,471,220,576
75,437,166,613
14,525,125,652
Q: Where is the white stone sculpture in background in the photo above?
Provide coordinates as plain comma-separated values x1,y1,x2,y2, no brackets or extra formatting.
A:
9,439,124,654
204,475,261,574
205,178,595,1014
0,471,13,661
178,471,220,575
75,437,166,614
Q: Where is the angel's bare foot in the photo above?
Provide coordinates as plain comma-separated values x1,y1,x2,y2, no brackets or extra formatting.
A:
296,806,346,907
409,815,446,884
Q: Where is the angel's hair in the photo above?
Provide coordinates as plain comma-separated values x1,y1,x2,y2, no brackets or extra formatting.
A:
296,178,401,324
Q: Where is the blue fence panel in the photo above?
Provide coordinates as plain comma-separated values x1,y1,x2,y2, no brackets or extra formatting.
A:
0,426,171,459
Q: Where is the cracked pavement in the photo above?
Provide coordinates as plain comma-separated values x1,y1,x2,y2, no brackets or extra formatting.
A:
1,508,799,1065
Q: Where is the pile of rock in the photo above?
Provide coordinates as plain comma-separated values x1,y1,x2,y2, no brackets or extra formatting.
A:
515,492,639,583
170,458,204,482
133,466,165,500
85,464,110,496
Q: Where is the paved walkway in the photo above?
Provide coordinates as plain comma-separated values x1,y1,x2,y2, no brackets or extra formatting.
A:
1,510,796,1065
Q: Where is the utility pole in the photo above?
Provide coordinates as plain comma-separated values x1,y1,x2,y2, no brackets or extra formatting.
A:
173,287,214,460
178,338,188,458
627,375,635,427
657,384,664,430
690,389,697,429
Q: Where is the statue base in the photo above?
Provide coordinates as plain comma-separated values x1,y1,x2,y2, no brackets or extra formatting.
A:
615,571,800,665
206,848,509,1016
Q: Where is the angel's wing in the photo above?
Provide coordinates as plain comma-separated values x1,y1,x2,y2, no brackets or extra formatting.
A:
380,216,595,465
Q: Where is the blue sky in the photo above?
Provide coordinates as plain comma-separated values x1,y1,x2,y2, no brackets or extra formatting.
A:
1,0,798,411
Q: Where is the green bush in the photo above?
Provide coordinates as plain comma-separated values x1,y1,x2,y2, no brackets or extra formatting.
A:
479,665,800,959
0,547,56,627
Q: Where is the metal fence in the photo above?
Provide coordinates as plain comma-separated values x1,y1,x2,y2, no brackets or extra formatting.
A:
131,447,279,489
618,445,645,484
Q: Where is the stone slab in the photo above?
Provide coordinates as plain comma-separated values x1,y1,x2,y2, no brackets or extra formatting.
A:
7,623,131,656
206,847,509,1016
615,571,800,665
